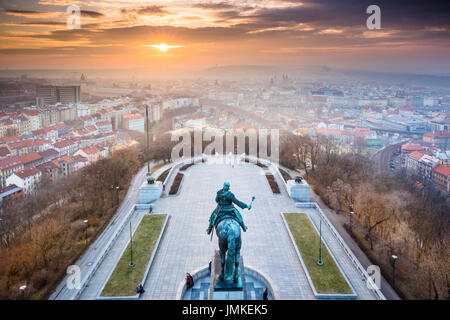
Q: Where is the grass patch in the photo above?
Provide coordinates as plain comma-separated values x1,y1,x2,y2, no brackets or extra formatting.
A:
101,214,166,297
278,167,291,182
283,213,352,294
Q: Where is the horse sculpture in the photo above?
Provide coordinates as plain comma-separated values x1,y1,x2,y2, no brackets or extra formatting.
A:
207,182,254,288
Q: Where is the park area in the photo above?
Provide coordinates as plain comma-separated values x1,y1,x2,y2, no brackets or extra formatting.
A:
283,213,352,294
101,214,166,297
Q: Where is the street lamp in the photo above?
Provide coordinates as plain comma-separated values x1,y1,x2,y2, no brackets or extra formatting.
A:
110,185,114,208
318,219,323,266
116,186,120,206
19,285,26,300
349,211,354,234
83,220,88,245
129,221,134,268
392,254,398,287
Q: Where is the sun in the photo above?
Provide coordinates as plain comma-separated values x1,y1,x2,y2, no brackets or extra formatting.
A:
144,43,184,52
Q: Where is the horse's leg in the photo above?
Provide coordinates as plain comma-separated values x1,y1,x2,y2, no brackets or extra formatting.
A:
217,226,227,281
224,230,236,281
234,233,242,284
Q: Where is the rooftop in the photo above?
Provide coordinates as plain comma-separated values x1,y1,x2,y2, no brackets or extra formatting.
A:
15,167,40,179
0,156,22,171
19,152,43,164
433,164,450,177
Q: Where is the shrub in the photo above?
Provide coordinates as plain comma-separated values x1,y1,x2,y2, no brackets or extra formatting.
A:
265,174,280,193
169,172,184,195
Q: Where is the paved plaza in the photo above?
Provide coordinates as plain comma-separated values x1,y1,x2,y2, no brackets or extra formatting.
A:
73,160,380,300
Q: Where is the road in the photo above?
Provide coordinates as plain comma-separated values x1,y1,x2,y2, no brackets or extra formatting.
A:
371,141,405,172
49,164,150,300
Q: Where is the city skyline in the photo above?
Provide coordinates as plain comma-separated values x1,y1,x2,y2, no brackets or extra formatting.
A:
0,0,449,74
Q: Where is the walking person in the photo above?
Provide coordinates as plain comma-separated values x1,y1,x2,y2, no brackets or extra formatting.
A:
263,288,268,300
186,273,194,289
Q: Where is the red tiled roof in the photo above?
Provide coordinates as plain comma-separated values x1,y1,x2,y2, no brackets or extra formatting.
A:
408,151,424,160
15,167,40,179
57,155,73,163
53,139,77,149
38,148,59,158
96,121,111,126
8,139,33,150
1,136,20,144
23,110,40,117
433,164,450,177
19,152,42,164
82,145,99,155
0,156,22,171
401,143,425,151
0,146,11,157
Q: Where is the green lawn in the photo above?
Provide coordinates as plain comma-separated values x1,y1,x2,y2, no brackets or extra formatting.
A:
101,214,166,297
284,213,352,294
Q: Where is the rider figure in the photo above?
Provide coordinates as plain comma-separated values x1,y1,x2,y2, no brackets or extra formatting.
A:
207,182,249,235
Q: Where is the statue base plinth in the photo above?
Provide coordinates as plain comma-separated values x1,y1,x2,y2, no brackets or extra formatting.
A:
139,180,162,204
209,250,246,300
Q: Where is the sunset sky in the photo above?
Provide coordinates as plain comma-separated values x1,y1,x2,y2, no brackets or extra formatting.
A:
0,0,449,74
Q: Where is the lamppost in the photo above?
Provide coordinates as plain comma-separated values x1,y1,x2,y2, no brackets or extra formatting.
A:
116,186,119,206
110,184,114,208
145,105,151,175
129,221,134,268
318,219,323,266
19,285,26,300
83,220,88,245
349,211,354,234
392,254,398,287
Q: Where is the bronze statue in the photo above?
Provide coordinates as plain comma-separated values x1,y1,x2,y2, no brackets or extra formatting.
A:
207,182,255,287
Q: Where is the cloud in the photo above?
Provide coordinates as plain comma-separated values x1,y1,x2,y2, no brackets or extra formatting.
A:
3,9,61,18
80,10,105,18
192,2,236,10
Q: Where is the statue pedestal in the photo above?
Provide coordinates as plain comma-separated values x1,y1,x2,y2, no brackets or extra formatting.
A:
287,179,310,202
139,180,163,204
209,250,246,300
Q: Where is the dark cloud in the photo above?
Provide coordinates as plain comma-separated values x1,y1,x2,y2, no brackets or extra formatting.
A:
18,21,66,26
120,5,173,19
138,5,172,15
2,9,58,17
192,2,236,10
80,10,104,18
248,0,450,30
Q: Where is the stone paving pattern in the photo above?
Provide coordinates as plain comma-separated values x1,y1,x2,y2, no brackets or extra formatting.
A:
78,160,379,300
140,161,378,300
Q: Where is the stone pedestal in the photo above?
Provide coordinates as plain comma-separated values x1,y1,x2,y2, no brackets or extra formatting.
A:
287,179,310,202
209,250,246,300
139,180,163,204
